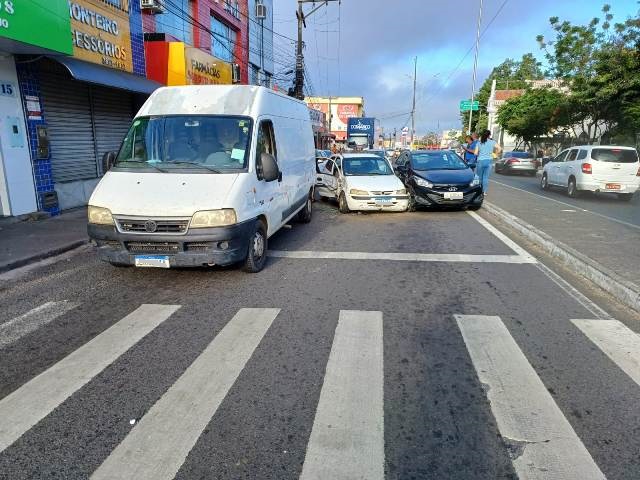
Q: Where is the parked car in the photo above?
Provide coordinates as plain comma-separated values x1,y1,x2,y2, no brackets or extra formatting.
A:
316,149,331,158
316,153,409,213
495,151,537,175
540,145,640,200
395,150,483,210
88,85,316,273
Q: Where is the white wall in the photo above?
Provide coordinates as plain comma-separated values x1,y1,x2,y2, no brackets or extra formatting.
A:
0,54,37,216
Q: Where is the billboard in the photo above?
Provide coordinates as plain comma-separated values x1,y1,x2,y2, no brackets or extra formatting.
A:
347,117,376,148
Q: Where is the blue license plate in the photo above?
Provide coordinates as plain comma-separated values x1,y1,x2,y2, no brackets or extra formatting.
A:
373,197,392,203
134,255,170,268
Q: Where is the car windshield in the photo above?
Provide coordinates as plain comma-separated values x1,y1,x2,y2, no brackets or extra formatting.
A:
342,157,393,175
591,148,639,163
411,152,468,171
115,116,252,172
504,151,533,159
368,150,386,158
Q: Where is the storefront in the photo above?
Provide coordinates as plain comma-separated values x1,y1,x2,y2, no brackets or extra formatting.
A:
145,41,233,86
0,0,72,216
16,0,161,213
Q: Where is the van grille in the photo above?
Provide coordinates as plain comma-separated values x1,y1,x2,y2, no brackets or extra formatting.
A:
126,242,180,254
116,218,189,234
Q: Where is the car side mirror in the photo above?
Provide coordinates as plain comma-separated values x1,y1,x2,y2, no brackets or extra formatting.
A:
261,153,280,182
102,151,117,173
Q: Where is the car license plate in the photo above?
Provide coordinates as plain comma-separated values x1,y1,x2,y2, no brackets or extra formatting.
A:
605,183,621,190
373,197,392,203
134,255,170,268
444,192,464,200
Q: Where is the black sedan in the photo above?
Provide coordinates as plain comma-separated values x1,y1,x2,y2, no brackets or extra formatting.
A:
395,150,483,210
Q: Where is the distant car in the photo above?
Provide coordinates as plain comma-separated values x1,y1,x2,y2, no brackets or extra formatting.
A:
395,149,483,210
495,151,537,175
316,153,409,213
541,145,640,200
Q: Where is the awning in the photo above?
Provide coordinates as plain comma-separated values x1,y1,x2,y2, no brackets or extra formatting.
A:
48,56,162,94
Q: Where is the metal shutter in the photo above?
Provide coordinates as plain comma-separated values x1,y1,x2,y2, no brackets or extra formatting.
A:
92,86,134,175
39,74,98,183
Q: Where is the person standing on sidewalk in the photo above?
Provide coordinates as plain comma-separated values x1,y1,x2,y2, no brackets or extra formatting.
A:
474,130,502,196
462,132,478,170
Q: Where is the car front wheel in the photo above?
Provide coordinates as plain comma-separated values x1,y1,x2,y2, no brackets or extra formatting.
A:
338,192,350,213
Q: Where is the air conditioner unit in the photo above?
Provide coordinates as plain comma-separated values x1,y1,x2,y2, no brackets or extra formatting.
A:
256,3,267,19
232,64,241,83
140,0,164,13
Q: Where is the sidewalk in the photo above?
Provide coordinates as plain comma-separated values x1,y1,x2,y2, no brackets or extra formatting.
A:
0,208,88,273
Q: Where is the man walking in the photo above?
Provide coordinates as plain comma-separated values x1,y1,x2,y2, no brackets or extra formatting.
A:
462,132,478,170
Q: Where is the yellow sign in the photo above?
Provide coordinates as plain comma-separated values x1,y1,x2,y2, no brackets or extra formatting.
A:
69,0,133,72
185,47,232,85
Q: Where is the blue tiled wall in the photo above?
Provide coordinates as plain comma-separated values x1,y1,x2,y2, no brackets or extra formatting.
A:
129,0,146,76
15,61,59,216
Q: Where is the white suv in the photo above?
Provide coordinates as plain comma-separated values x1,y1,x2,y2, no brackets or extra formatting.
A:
541,145,640,201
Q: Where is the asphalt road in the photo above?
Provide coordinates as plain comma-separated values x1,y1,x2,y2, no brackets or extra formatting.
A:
1,201,640,479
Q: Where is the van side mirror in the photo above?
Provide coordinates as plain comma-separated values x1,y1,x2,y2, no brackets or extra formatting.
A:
102,151,117,173
260,153,280,182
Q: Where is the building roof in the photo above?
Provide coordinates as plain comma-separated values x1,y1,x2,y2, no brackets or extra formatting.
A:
305,96,364,105
494,89,526,102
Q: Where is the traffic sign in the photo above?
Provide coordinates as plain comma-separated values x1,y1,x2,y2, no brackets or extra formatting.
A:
460,100,479,112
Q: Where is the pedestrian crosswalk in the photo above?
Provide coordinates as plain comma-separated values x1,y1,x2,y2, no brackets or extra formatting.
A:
1,301,640,479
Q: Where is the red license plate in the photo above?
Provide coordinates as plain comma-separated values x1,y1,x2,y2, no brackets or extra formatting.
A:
606,183,621,190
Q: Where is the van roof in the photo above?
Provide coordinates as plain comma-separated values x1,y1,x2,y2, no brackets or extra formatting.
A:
137,85,309,119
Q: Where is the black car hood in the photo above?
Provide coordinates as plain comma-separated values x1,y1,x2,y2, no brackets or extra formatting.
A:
414,169,474,185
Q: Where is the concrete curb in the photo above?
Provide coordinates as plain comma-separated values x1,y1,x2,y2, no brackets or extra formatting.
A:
0,240,89,274
483,202,640,313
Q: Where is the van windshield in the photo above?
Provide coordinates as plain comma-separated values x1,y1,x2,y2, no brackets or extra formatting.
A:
115,116,252,172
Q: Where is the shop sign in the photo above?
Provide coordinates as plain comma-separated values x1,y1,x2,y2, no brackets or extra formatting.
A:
185,47,232,85
69,0,133,72
25,95,42,121
0,0,72,54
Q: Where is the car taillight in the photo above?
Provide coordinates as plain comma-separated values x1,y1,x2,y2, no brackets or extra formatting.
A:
582,163,592,174
507,158,520,165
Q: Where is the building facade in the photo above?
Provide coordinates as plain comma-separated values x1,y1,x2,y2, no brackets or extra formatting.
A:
247,0,273,87
305,96,365,143
0,0,160,216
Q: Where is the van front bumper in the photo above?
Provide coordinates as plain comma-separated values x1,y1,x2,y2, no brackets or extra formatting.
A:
88,220,254,267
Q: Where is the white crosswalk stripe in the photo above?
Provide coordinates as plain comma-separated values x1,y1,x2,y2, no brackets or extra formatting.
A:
0,301,79,349
300,310,384,480
0,304,180,453
91,308,280,480
455,315,606,480
572,319,640,387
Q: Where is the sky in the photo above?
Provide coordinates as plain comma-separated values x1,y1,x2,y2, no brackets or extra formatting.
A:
272,0,639,137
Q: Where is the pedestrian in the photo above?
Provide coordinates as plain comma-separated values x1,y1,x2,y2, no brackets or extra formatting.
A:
462,133,478,170
474,130,502,196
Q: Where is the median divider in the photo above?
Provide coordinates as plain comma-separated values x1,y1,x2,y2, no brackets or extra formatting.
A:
483,202,640,313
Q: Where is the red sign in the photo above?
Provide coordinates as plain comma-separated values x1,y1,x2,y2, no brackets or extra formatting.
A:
337,104,359,124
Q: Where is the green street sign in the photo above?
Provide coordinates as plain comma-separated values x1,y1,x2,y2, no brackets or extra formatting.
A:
460,100,480,112
0,0,73,55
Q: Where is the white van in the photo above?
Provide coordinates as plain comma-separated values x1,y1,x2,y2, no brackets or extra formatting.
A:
541,145,640,200
87,85,316,272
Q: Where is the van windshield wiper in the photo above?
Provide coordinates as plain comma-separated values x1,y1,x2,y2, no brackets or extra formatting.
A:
161,162,222,173
115,160,167,173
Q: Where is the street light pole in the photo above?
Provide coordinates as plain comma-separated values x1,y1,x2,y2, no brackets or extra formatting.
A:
411,56,417,149
468,0,484,134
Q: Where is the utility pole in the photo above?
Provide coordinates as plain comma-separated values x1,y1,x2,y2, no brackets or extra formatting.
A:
468,0,484,133
294,0,341,100
410,56,417,150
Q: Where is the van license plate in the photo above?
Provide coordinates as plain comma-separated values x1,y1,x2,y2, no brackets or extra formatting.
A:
134,255,170,268
444,192,464,200
605,183,621,190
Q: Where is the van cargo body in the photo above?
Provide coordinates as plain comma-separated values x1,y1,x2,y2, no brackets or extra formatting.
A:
87,85,316,272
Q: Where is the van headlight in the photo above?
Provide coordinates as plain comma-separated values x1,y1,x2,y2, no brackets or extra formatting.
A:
349,188,368,196
191,209,237,228
88,206,114,225
413,176,433,188
470,175,480,187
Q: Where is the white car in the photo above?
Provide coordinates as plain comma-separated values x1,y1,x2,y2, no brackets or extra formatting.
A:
541,145,640,201
316,153,409,213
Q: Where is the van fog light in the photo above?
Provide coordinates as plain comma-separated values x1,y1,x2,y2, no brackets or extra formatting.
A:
218,241,229,250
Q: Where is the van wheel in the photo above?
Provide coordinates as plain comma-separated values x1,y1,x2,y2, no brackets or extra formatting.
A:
338,192,350,213
296,193,313,223
618,193,634,202
567,178,579,197
243,221,267,273
540,173,549,190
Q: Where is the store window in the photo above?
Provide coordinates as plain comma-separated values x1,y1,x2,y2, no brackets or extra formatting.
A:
211,17,237,63
156,0,193,44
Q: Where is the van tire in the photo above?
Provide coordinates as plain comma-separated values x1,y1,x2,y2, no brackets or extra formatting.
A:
296,193,313,223
243,221,267,273
618,193,634,202
338,192,350,213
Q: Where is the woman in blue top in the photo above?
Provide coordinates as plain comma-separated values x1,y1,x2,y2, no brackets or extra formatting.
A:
474,130,502,196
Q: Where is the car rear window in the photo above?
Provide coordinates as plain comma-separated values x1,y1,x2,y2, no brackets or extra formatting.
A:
591,148,639,163
507,152,533,159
